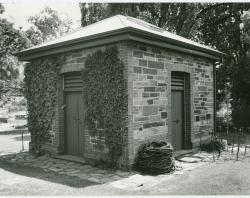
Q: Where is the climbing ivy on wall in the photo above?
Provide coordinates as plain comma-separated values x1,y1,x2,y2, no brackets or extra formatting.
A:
82,46,128,167
24,55,64,155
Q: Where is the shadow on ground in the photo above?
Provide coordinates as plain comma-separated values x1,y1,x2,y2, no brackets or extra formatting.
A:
0,159,97,188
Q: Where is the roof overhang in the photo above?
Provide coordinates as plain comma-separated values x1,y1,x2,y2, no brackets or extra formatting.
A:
16,27,227,61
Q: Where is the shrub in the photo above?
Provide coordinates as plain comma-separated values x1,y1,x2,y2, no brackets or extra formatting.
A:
201,138,225,152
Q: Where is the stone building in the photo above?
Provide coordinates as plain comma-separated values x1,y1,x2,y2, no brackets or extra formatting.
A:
17,15,226,168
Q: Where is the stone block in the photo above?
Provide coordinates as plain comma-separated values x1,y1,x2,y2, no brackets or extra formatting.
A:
139,59,147,67
142,93,150,98
161,112,167,118
142,68,157,75
133,67,142,74
158,83,167,86
148,60,164,69
143,121,165,128
143,106,158,116
150,93,159,97
133,50,143,58
134,116,149,122
149,115,161,122
144,52,155,57
147,99,153,105
156,87,165,92
72,52,83,58
144,87,155,92
156,54,165,59
133,81,148,87
177,57,183,62
76,57,86,63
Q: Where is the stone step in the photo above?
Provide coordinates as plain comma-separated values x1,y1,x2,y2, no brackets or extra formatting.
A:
55,155,86,165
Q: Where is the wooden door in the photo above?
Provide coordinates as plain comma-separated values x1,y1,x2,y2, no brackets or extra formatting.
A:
171,90,184,150
65,91,85,157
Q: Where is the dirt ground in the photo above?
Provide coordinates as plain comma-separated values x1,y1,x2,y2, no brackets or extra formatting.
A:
0,134,250,195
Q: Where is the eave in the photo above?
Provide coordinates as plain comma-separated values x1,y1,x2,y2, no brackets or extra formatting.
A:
16,27,227,61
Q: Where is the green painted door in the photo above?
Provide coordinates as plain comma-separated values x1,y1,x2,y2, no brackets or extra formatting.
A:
65,91,85,157
171,90,184,150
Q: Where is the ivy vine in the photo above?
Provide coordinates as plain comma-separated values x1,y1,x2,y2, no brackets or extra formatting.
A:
82,46,128,167
24,55,64,155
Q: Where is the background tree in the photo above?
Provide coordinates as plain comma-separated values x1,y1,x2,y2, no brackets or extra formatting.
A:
0,3,29,99
25,7,73,45
231,10,250,127
0,3,28,79
79,3,203,40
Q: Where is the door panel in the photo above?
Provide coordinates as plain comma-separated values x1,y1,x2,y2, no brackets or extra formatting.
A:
171,90,184,150
77,92,85,156
65,91,84,156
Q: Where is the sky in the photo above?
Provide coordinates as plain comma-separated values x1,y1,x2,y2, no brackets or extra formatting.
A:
1,0,247,30
1,1,82,30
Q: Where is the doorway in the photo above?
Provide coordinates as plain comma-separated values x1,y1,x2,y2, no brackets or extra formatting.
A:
64,73,85,157
171,72,189,150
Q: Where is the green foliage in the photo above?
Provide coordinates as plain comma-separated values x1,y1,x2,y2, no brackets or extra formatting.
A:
82,46,127,166
0,3,28,62
231,55,250,127
79,3,202,39
26,6,73,45
230,10,250,127
201,138,225,152
0,3,29,96
24,55,64,154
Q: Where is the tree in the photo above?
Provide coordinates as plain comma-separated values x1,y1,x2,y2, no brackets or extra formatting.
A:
231,10,250,127
79,3,203,40
26,7,73,45
195,4,250,110
0,3,29,99
0,3,28,81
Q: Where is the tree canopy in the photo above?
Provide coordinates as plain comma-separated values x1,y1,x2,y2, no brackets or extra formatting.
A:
0,3,28,81
25,7,73,45
230,9,250,127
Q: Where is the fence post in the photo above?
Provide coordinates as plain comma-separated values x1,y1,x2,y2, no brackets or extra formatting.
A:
244,127,250,156
21,131,24,151
211,129,215,162
219,124,222,144
199,126,202,153
236,128,241,161
231,127,236,153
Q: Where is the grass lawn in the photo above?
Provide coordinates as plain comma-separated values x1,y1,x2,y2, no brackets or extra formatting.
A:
0,133,250,195
0,152,250,195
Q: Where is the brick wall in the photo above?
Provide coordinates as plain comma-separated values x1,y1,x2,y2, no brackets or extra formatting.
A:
126,42,214,165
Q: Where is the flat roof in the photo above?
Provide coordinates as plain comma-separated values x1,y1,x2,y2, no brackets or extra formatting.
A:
17,15,226,60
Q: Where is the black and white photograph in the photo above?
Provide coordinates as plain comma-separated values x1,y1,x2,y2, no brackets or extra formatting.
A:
0,0,250,196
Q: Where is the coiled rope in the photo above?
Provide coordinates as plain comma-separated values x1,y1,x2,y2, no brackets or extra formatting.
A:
135,141,176,175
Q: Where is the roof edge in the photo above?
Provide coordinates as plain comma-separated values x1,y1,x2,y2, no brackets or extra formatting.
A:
16,26,227,61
